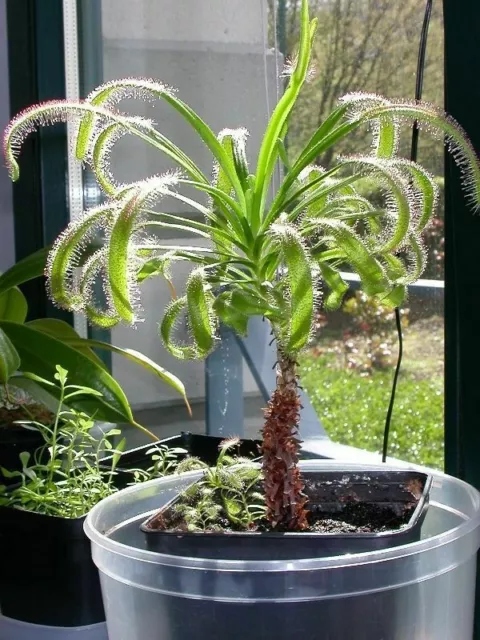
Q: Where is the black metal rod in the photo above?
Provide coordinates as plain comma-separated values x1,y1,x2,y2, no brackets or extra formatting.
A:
411,0,434,162
382,0,433,463
382,308,404,462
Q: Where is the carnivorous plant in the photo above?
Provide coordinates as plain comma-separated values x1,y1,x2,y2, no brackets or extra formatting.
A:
4,0,480,529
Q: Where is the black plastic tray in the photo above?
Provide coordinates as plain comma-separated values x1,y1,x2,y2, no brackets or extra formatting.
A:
118,431,261,467
106,432,262,487
141,469,432,560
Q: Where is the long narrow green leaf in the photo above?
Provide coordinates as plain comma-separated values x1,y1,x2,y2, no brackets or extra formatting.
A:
311,219,389,296
296,104,350,168
0,287,28,323
91,122,122,194
407,233,427,282
381,254,407,281
57,337,191,416
0,326,20,383
145,211,249,254
27,318,107,369
0,246,50,296
252,0,316,230
79,250,121,328
108,194,139,323
212,129,249,255
393,159,439,231
81,79,245,204
136,244,214,255
318,263,349,310
140,220,210,239
146,187,242,241
77,90,207,184
48,204,114,310
338,94,399,158
162,91,245,205
4,101,153,182
179,180,246,233
215,129,249,194
286,122,358,191
186,269,217,357
386,233,425,287
353,101,480,209
376,116,398,158
339,157,412,251
380,285,406,308
153,190,243,247
0,321,134,425
108,175,179,323
264,124,359,231
271,224,315,352
124,123,208,183
290,174,363,222
160,297,196,360
266,166,342,228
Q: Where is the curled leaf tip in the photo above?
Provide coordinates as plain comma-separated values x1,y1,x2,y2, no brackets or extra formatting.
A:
281,55,317,83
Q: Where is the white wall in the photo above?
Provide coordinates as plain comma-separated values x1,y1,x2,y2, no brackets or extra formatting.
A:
101,0,277,407
102,0,266,46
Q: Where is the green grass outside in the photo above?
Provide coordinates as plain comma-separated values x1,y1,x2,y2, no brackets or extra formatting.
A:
299,317,444,470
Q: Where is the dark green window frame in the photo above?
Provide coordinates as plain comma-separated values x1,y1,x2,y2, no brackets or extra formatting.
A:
443,2,480,636
7,0,111,365
7,0,70,323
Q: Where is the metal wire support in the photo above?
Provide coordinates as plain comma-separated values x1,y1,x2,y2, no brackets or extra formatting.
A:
382,0,434,463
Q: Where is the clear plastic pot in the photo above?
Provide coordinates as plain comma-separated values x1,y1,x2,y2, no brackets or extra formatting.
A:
85,461,480,640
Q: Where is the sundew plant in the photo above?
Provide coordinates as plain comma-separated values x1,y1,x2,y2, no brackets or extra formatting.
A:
4,0,480,530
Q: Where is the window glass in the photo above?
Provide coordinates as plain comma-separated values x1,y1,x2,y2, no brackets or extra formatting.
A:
78,1,445,467
80,0,279,446
268,0,445,468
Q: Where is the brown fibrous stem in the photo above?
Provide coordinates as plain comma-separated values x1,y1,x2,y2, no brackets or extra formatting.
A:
261,349,309,530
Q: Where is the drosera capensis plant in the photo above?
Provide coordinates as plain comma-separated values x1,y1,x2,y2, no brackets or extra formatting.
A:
149,438,266,533
4,0,480,530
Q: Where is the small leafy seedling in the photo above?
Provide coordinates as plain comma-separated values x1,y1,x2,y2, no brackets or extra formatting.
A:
173,438,266,532
129,444,192,483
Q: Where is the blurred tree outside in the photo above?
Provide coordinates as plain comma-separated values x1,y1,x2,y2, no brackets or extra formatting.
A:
268,0,444,278
267,1,445,463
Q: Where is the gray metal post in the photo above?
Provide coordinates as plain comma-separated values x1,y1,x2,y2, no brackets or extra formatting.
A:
235,318,326,440
205,325,244,437
205,318,326,440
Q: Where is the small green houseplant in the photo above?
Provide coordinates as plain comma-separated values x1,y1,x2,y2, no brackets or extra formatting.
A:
0,252,192,492
0,364,192,628
0,365,193,515
4,0,479,532
0,366,126,516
